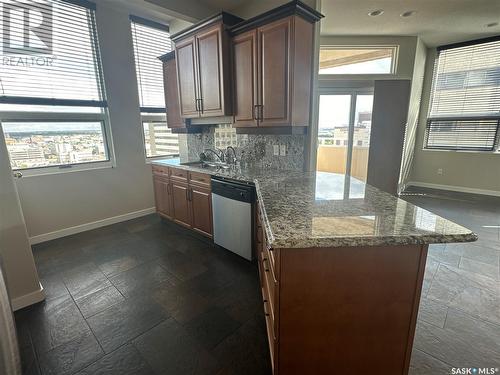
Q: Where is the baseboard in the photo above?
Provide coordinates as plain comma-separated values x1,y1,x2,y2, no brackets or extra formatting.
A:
406,181,500,197
29,207,156,245
11,283,46,311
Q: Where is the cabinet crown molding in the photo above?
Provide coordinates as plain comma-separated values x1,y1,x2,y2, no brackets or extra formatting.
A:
171,12,243,42
229,0,324,36
158,50,175,62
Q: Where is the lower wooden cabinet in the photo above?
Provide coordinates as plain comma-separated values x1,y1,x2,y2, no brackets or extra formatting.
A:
190,185,212,237
153,176,172,219
171,181,191,228
153,165,213,238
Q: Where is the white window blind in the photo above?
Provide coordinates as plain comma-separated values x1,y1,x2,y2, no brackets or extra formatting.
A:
425,38,500,151
0,0,106,108
130,16,171,112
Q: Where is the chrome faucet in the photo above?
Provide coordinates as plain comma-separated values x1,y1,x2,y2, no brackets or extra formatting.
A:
203,148,224,163
226,146,237,165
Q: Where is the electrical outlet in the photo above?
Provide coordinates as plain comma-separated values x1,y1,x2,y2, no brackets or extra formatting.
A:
280,144,286,156
273,145,280,156
437,168,443,175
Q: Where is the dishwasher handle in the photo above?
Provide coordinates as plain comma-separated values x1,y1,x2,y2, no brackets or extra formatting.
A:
211,178,254,203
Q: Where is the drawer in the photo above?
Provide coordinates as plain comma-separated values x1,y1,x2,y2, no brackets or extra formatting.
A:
169,167,188,181
261,250,278,322
152,165,169,177
257,247,264,292
189,171,211,187
264,296,277,372
263,236,279,280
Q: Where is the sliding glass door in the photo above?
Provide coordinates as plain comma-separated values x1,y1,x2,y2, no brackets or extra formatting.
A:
316,90,374,182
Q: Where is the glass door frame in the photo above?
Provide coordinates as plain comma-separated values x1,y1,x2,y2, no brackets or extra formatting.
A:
317,86,374,177
316,86,374,198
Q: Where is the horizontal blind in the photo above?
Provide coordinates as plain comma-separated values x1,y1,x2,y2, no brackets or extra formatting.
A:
130,17,171,112
0,0,106,107
426,39,500,151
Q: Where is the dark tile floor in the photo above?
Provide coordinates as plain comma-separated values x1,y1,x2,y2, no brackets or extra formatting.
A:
15,187,500,375
405,188,500,374
15,217,270,375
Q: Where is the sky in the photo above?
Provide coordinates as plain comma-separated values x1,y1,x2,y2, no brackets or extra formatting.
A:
318,94,373,129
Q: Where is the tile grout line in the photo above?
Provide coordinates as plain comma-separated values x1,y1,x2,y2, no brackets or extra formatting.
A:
424,293,500,329
73,317,171,375
413,347,456,370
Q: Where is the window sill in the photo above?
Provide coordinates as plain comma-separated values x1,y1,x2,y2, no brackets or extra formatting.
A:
421,148,500,155
145,155,180,164
16,161,115,178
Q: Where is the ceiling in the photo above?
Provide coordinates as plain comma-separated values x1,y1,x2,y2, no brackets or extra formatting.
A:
320,0,500,47
195,0,249,11
194,0,500,47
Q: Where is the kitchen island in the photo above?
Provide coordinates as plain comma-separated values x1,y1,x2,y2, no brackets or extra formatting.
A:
152,159,476,374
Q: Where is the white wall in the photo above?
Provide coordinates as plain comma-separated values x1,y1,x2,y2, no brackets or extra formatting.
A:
0,130,43,310
15,3,158,240
399,38,427,190
315,36,425,182
409,48,500,194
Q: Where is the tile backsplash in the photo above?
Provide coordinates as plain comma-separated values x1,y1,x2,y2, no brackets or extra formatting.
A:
178,124,305,171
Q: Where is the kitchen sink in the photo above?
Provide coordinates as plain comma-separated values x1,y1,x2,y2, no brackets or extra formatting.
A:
182,161,232,169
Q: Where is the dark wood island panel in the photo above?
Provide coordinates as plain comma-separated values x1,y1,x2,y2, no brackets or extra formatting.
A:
278,244,427,374
256,203,429,374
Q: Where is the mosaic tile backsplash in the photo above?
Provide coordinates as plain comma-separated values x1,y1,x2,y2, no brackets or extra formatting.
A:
178,124,306,171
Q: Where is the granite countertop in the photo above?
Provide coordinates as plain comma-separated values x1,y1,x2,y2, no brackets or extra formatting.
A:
153,158,477,249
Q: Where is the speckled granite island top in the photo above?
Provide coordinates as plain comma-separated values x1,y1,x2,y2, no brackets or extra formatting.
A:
153,159,477,249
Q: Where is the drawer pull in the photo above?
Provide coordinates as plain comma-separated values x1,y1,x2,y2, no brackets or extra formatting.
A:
263,258,270,272
263,300,270,316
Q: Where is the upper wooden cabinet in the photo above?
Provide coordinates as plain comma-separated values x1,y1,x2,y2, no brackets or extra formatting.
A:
231,2,323,129
175,38,199,118
171,13,243,119
232,31,258,127
159,51,188,130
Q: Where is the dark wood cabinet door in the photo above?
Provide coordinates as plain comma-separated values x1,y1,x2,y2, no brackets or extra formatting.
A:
195,25,225,117
175,37,199,118
232,30,258,127
171,181,191,228
190,185,212,238
258,17,291,126
163,55,185,129
153,176,172,219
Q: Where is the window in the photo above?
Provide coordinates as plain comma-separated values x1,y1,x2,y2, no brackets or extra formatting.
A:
319,46,398,75
0,0,110,171
130,16,179,158
425,38,500,151
142,118,179,158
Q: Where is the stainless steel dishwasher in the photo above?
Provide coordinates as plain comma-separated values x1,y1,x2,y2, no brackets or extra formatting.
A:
211,176,254,260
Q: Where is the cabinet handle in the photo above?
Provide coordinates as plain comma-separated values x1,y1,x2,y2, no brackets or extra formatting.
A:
199,99,204,114
263,258,270,272
259,104,264,121
263,300,270,316
253,104,259,120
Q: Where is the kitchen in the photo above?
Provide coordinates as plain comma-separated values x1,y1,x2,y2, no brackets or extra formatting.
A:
0,0,499,374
